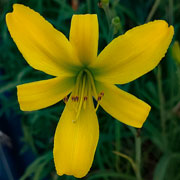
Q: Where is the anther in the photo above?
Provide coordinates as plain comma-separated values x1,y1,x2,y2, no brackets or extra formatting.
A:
100,91,104,96
97,91,105,102
84,96,88,101
95,91,105,111
75,96,79,102
97,96,101,101
63,96,68,104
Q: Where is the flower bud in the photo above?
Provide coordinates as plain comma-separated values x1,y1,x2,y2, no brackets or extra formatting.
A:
112,16,122,34
171,41,180,64
101,0,109,6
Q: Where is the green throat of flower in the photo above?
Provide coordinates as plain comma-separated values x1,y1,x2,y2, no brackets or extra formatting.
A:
64,69,104,122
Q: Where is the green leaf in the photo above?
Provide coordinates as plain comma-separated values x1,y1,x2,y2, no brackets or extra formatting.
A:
154,153,180,180
20,151,53,180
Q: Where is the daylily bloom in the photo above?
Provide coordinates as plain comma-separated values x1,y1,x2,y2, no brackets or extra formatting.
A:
6,4,174,178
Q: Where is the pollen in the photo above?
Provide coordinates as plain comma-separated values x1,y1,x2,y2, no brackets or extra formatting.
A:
75,96,79,102
63,96,68,104
97,91,104,101
84,96,88,101
100,91,104,96
97,96,101,101
95,91,104,111
71,96,75,101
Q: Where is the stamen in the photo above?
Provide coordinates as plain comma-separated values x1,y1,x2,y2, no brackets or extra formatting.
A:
83,96,88,109
84,69,98,98
71,96,75,101
84,96,88,101
71,70,84,108
75,96,79,102
63,96,68,104
71,69,99,118
95,92,105,111
95,102,100,111
72,70,83,100
97,96,101,101
100,91,104,96
75,75,86,120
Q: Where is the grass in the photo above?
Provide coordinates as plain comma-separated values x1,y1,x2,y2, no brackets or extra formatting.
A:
0,0,180,179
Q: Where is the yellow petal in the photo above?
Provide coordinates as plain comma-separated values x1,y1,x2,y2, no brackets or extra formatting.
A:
17,76,75,111
69,14,99,65
6,4,81,77
95,81,151,128
91,20,174,84
53,96,99,178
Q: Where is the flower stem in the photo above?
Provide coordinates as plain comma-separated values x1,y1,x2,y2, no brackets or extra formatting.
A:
128,127,143,180
86,0,91,13
115,121,121,171
177,66,180,95
113,151,137,174
113,135,142,180
115,127,143,180
135,134,142,180
169,0,174,25
146,0,161,22
157,65,167,149
101,1,111,29
101,3,114,43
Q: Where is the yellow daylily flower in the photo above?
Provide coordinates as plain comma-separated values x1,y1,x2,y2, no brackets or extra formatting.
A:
6,4,174,178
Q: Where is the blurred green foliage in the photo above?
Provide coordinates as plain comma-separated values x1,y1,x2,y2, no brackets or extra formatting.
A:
1,0,180,180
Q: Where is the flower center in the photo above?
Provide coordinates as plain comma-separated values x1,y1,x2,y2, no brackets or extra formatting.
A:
63,69,104,123
70,69,96,121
